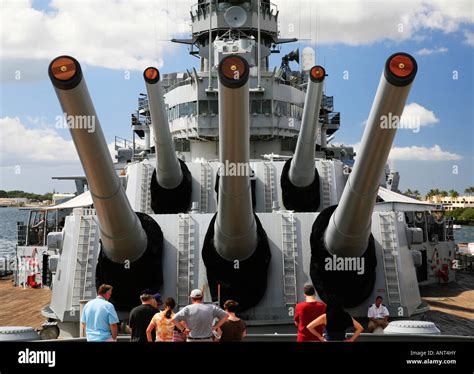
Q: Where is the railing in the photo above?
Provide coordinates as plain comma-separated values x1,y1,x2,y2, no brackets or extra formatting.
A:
323,112,340,127
138,96,149,112
190,1,278,22
164,79,193,94
190,1,214,18
445,217,455,241
322,95,334,111
260,1,278,16
114,136,133,150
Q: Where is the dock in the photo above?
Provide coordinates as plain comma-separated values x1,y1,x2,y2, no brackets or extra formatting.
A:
421,271,474,336
0,276,51,329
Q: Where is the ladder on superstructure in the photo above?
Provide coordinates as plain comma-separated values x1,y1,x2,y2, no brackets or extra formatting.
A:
200,162,212,213
320,161,333,209
281,212,297,306
140,162,153,214
176,214,195,308
263,162,276,212
379,212,401,306
72,210,97,313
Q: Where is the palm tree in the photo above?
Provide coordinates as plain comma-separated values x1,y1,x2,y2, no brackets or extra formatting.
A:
449,189,459,199
413,190,421,200
425,189,437,200
439,190,448,197
404,189,422,200
465,187,474,196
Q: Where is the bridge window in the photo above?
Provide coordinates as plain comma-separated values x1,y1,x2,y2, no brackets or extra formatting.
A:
251,100,262,115
209,100,218,115
168,101,197,122
273,100,302,119
262,100,272,115
175,139,190,152
198,101,208,116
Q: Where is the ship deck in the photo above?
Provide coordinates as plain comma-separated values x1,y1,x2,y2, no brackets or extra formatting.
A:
420,271,474,336
0,273,473,336
0,276,51,329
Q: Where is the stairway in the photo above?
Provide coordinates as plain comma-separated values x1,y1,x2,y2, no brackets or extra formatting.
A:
176,214,195,308
320,161,333,210
72,211,97,312
200,162,212,213
379,212,401,306
140,162,153,214
281,212,298,306
263,162,276,212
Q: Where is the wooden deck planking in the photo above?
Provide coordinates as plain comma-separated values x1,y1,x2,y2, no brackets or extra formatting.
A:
0,276,51,329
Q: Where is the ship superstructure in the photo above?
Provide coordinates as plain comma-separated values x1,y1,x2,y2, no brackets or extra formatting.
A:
12,0,456,338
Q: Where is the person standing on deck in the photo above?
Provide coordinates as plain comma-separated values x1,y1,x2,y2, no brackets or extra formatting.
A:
172,289,228,342
81,284,119,342
294,284,327,342
307,296,363,342
218,300,247,342
129,291,161,342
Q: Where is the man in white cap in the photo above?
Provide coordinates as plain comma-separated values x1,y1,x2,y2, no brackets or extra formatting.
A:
172,289,228,342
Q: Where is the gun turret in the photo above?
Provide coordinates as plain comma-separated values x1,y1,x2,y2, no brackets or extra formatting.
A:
310,53,418,306
49,56,164,310
202,55,271,311
281,65,325,211
144,67,192,214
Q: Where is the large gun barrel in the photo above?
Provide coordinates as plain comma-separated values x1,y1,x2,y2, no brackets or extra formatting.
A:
202,55,271,311
144,68,183,189
48,56,147,263
213,55,257,261
143,67,192,214
281,66,325,212
289,65,326,187
324,53,418,258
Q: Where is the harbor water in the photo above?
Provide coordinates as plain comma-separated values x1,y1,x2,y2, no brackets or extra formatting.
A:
0,207,30,256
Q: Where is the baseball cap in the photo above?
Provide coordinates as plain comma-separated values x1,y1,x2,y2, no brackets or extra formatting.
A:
190,289,203,298
152,293,162,304
141,289,162,304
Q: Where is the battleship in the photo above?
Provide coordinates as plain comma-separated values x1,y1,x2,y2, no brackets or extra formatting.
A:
4,0,468,341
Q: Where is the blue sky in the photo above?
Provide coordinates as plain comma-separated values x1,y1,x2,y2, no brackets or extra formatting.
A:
0,0,473,195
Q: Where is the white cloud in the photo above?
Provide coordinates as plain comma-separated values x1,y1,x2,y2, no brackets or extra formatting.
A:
0,0,194,74
1,0,473,79
400,102,439,130
278,0,474,46
464,30,474,46
349,142,461,161
389,145,462,160
415,47,448,55
0,116,78,166
362,103,439,131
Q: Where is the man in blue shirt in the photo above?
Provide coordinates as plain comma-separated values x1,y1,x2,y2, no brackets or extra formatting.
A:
81,284,120,342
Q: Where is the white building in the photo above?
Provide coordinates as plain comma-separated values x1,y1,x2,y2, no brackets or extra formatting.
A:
427,195,474,210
